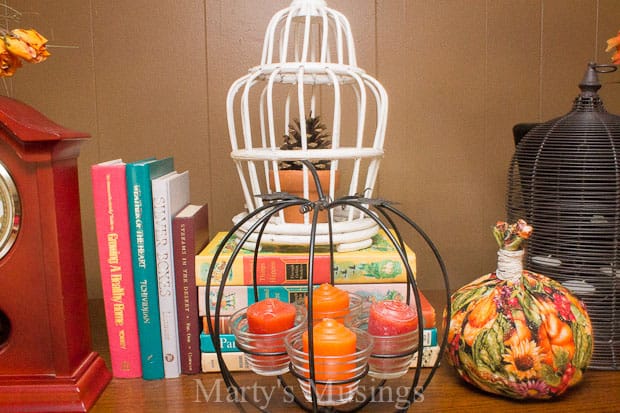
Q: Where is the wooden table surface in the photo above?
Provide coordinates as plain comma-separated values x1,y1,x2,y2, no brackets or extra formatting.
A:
88,299,619,413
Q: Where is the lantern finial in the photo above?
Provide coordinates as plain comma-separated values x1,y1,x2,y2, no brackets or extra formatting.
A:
578,61,617,97
578,62,602,96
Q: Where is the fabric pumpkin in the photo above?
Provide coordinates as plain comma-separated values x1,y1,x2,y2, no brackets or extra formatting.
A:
446,221,593,399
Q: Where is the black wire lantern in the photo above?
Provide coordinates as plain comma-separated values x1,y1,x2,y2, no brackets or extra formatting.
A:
205,161,450,412
507,62,620,370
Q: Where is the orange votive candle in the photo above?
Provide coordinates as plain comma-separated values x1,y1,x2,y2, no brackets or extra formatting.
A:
247,298,297,334
307,283,350,323
302,318,357,388
245,298,297,372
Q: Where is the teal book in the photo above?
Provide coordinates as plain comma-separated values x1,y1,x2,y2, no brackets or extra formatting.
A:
200,333,239,353
199,329,436,352
126,157,174,379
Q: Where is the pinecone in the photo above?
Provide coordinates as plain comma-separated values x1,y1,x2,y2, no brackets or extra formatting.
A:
280,113,331,170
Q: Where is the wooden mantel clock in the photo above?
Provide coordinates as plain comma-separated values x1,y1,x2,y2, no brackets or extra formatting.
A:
0,97,111,411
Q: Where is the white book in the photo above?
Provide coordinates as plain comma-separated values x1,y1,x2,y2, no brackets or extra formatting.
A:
410,345,441,368
152,170,190,378
201,352,251,373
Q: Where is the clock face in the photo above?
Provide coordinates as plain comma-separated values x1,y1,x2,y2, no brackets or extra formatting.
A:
0,161,20,260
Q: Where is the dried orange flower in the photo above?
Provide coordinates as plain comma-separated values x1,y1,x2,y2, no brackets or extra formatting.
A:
0,40,22,77
3,29,50,63
606,30,620,65
0,5,50,79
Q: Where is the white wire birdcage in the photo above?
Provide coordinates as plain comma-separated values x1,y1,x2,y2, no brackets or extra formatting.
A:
226,0,388,251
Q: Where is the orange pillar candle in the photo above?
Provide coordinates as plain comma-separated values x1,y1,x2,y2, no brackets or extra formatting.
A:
368,300,418,336
308,283,350,323
247,298,297,333
302,318,357,392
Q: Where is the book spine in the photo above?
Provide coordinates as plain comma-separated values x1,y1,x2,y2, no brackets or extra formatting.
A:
196,247,246,287
423,327,438,347
202,315,232,335
200,333,239,353
416,292,436,329
197,253,407,286
411,345,441,368
173,213,204,374
198,285,254,317
241,255,332,285
126,163,165,380
201,352,250,373
152,176,183,378
195,231,416,286
199,323,436,348
91,163,142,378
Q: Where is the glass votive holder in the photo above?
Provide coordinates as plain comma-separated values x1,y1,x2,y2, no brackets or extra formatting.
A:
311,292,364,327
230,304,306,376
357,300,420,379
367,328,419,379
284,327,374,406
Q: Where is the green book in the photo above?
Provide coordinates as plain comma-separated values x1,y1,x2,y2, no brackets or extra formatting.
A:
126,157,174,380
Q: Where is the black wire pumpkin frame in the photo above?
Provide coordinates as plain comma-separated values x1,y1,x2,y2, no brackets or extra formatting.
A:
204,161,451,412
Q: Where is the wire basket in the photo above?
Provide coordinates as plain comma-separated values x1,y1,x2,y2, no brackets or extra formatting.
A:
507,62,620,370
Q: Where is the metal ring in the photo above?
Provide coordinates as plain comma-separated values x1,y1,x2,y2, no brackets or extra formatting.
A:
594,63,618,73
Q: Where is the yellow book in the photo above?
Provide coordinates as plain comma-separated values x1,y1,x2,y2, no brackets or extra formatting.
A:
195,230,417,286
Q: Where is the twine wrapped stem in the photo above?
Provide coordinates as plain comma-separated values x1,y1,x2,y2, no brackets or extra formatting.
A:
496,249,524,282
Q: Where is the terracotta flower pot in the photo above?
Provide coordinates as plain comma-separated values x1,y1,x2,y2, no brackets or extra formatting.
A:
270,169,339,224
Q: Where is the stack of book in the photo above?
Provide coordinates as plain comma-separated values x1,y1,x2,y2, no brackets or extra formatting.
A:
92,157,210,379
196,231,440,373
92,158,439,379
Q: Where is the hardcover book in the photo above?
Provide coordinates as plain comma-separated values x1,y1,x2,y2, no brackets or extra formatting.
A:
200,333,238,353
410,345,441,368
200,352,250,373
200,328,437,352
202,315,436,347
91,159,142,378
152,170,190,378
202,315,232,335
200,345,441,373
173,203,210,375
196,230,417,286
126,156,174,380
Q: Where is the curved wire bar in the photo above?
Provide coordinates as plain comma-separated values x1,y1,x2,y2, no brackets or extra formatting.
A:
205,198,311,412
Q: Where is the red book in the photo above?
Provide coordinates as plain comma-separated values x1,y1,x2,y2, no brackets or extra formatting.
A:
91,159,142,378
173,203,210,374
243,254,332,285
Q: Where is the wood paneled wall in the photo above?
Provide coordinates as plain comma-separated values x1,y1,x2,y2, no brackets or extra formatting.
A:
7,0,620,298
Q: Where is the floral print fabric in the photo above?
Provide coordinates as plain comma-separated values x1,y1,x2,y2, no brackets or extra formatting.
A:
447,270,592,399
